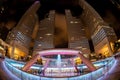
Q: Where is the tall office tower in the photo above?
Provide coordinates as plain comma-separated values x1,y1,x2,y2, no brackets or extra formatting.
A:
65,9,90,54
34,10,55,52
79,0,117,56
6,1,40,59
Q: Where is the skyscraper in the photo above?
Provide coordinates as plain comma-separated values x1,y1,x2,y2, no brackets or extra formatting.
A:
79,0,117,56
34,10,55,52
65,9,90,54
6,1,40,59
6,0,117,59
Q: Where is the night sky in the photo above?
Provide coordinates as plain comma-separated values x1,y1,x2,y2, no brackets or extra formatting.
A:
0,0,120,25
0,0,120,23
0,0,120,43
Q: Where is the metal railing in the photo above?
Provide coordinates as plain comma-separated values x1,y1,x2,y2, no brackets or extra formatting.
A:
4,57,115,80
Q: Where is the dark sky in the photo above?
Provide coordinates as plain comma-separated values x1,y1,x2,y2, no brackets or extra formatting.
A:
37,0,83,20
0,0,34,22
86,0,120,19
0,0,119,22
0,0,120,40
85,0,120,39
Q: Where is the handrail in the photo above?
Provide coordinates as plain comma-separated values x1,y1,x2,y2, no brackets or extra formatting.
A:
5,58,43,69
5,57,112,70
4,57,115,80
5,61,41,80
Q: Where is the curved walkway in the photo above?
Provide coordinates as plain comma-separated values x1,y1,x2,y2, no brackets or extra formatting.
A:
0,52,120,80
0,59,20,80
98,52,120,80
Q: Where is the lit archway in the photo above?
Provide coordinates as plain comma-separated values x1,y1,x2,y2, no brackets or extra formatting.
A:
22,49,96,77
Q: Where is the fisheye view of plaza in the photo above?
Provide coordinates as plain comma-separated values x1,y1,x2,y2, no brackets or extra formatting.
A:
0,0,120,80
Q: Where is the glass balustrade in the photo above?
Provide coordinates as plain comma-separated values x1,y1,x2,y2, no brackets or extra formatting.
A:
4,57,115,80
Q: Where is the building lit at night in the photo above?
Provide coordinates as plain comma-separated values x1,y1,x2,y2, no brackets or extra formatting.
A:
0,0,120,80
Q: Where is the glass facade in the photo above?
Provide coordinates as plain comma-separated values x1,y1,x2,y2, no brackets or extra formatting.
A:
65,9,90,54
6,1,40,59
34,10,55,51
79,0,117,56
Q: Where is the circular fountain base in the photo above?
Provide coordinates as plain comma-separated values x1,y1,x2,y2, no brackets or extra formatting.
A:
38,49,80,77
43,67,79,77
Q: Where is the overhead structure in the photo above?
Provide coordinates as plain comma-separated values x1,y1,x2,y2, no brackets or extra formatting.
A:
22,49,96,77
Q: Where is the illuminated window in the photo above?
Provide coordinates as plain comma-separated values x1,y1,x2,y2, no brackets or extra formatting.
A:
45,33,52,36
74,21,79,23
39,37,43,39
38,44,42,46
70,21,74,23
71,37,75,41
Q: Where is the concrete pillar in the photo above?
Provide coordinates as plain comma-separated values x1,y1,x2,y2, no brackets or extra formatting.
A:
22,54,39,71
78,52,96,71
42,60,50,76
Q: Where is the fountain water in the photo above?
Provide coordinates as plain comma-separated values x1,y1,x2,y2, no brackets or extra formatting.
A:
56,54,62,75
56,54,61,67
22,49,96,77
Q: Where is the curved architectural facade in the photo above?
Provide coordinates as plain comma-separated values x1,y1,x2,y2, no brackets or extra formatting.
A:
65,9,90,54
78,0,117,57
34,10,55,52
6,1,40,59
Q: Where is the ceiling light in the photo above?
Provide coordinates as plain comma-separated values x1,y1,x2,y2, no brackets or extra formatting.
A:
74,21,78,23
75,46,82,49
82,48,87,50
70,21,74,23
81,29,85,30
38,44,42,46
39,37,43,39
46,33,52,36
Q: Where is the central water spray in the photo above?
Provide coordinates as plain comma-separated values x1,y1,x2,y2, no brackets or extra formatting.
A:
56,54,62,73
